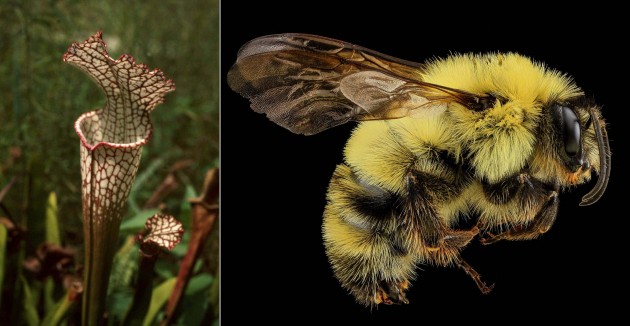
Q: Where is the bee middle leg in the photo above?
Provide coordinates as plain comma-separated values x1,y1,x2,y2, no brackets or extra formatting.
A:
405,170,493,293
404,170,478,255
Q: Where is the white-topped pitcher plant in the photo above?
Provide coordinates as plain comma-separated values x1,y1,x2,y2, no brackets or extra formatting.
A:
63,32,175,325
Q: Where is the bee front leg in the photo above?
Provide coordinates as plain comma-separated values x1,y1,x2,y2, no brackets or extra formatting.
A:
481,190,559,245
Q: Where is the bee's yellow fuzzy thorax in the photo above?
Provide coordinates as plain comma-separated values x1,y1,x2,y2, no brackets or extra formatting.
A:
427,53,583,183
422,53,582,103
347,53,585,185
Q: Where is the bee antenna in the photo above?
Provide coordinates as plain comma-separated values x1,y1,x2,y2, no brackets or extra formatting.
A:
580,108,611,206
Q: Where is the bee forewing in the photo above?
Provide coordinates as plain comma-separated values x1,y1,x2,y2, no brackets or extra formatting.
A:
228,33,485,135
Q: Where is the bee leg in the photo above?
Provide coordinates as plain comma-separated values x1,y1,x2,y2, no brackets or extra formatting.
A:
376,280,410,305
481,191,559,245
404,170,474,252
455,257,495,294
443,226,480,248
403,169,491,293
324,165,416,307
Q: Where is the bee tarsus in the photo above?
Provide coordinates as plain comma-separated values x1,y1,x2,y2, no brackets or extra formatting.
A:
456,258,495,294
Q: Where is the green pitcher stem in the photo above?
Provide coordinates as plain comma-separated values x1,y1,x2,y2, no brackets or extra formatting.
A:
122,252,158,326
82,212,123,325
79,145,139,325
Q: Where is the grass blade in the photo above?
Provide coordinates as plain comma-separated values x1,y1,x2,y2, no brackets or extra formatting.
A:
20,275,41,326
45,191,60,314
0,224,6,308
143,278,177,326
45,192,61,245
41,287,78,326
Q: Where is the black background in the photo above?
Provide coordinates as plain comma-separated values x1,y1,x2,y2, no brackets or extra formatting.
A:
221,2,626,323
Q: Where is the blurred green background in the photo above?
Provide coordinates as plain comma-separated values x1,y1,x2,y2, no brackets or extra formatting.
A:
0,0,218,323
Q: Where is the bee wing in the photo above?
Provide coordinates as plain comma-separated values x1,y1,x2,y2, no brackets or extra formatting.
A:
228,33,487,135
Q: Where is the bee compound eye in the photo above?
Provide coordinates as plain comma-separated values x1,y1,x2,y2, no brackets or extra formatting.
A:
559,106,581,157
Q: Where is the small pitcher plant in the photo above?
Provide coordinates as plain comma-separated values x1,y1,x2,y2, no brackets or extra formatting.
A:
124,214,183,325
63,32,175,325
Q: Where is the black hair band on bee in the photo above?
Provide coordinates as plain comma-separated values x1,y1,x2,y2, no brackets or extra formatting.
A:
580,108,611,206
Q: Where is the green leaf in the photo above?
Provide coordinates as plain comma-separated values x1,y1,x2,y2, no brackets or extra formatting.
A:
128,158,165,214
186,273,213,295
45,192,61,315
193,259,205,274
109,288,134,325
179,274,214,325
20,275,41,326
45,191,61,245
170,232,190,258
210,157,219,169
210,272,219,318
166,186,196,259
44,278,56,315
142,277,177,326
107,236,140,323
119,209,160,234
179,185,197,229
41,290,75,326
154,258,176,279
0,224,6,308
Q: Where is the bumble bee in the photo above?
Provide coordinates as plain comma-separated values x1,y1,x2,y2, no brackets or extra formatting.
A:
227,34,611,306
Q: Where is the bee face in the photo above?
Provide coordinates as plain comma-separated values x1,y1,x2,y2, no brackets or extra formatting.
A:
542,101,610,204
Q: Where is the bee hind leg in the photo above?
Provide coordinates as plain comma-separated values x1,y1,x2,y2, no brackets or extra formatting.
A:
376,280,410,305
455,257,495,294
